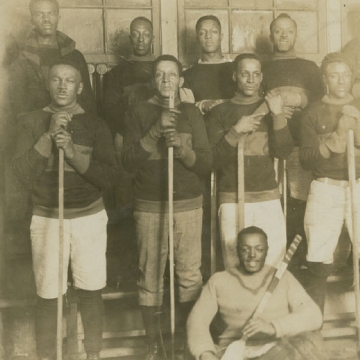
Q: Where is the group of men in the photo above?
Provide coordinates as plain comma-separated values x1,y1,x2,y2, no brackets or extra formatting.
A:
7,0,360,359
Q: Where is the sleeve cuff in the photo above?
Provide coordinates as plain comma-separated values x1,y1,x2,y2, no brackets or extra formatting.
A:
319,141,331,159
34,133,52,158
270,320,283,338
271,113,287,130
225,127,242,147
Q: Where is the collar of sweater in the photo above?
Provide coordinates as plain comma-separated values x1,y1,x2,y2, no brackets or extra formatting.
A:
322,93,354,105
148,94,181,108
272,49,297,61
129,54,156,62
228,265,275,295
22,30,76,68
198,57,228,64
230,92,262,105
43,103,85,115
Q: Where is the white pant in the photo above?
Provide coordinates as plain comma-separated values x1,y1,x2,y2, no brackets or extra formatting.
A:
305,180,360,264
219,200,286,269
31,210,108,298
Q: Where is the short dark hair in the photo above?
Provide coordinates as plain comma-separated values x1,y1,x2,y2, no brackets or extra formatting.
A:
29,0,59,14
195,15,221,33
237,226,268,249
152,54,183,76
321,52,353,76
49,60,82,81
270,13,297,33
130,17,153,31
233,53,261,71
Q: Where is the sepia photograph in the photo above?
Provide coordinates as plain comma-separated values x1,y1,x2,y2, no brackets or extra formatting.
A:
0,1,360,359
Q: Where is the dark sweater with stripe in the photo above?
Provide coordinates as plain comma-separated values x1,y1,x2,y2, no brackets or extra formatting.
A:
13,109,120,219
122,99,212,213
182,61,236,102
262,57,324,145
207,97,294,204
300,96,360,180
103,56,154,136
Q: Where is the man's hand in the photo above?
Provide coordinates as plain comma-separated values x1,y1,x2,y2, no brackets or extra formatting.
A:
201,99,225,113
282,106,295,120
233,114,263,134
200,351,219,360
163,129,183,154
52,128,75,160
265,93,284,116
159,109,181,131
242,318,276,339
46,112,72,137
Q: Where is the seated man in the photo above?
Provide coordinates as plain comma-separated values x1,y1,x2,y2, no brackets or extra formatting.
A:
187,226,324,360
13,60,120,360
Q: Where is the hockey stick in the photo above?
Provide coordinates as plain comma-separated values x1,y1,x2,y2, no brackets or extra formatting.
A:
347,130,360,356
221,234,303,360
57,148,64,360
211,170,217,275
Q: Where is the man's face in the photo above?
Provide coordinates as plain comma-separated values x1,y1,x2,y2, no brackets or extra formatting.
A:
234,59,262,97
270,17,297,53
130,20,154,57
196,19,223,54
237,233,268,274
324,62,352,99
153,60,184,98
48,65,83,108
30,1,59,37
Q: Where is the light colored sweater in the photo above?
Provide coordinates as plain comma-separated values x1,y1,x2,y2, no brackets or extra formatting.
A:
187,265,323,359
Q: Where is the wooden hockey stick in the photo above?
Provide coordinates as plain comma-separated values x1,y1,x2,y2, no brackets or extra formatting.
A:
221,234,303,360
347,130,360,355
210,170,217,275
57,148,64,360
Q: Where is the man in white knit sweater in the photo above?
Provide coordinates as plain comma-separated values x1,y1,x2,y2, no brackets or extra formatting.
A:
187,226,325,360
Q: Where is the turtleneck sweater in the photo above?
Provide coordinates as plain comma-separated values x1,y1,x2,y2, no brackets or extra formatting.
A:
300,95,360,179
187,265,322,360
206,93,293,203
122,98,212,213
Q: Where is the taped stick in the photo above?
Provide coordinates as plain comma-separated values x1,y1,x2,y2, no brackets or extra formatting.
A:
347,130,360,355
168,88,175,360
57,148,64,360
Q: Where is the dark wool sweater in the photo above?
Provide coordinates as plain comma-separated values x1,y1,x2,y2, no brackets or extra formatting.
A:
262,58,324,145
122,100,212,212
300,98,360,180
182,62,236,102
9,30,96,118
103,56,154,136
13,110,120,218
207,98,294,204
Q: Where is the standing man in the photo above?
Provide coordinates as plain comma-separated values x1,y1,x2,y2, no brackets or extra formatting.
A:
262,13,324,264
9,0,96,119
181,15,235,113
122,55,212,360
207,53,293,269
103,16,155,137
181,15,236,278
300,52,360,313
102,16,155,288
13,61,120,360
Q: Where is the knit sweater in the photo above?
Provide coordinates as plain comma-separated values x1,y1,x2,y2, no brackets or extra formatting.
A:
262,57,324,145
300,96,360,180
121,98,212,212
13,108,120,219
182,61,236,102
187,265,323,360
207,96,294,203
9,30,96,118
103,55,155,136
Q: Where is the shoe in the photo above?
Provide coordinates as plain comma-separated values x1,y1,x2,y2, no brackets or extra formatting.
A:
145,341,163,360
87,352,100,360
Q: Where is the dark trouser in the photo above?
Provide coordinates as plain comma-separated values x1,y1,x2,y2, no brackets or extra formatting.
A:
35,289,104,358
